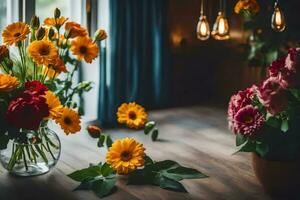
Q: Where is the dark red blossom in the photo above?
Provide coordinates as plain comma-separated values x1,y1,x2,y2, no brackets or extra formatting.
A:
25,81,48,95
6,90,49,130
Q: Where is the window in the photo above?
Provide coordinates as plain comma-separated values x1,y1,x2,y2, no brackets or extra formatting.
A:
0,1,7,43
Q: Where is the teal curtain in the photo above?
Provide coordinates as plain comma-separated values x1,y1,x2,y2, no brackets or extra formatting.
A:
98,0,169,127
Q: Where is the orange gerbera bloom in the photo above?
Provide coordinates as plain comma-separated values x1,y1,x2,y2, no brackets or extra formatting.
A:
56,107,81,135
44,91,63,120
0,74,19,92
28,40,58,65
52,58,68,73
70,37,99,63
2,22,30,45
44,17,68,29
65,22,88,38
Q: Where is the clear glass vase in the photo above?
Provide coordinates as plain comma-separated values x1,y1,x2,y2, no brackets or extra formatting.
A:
0,126,61,177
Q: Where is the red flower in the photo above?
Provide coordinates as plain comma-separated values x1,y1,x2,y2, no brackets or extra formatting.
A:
6,90,49,130
268,56,286,77
258,77,288,115
228,85,256,133
234,105,264,137
25,81,48,95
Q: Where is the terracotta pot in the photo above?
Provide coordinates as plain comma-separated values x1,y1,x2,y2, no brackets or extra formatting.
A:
252,153,300,198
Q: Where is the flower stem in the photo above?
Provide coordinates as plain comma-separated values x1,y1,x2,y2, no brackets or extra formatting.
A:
21,147,28,171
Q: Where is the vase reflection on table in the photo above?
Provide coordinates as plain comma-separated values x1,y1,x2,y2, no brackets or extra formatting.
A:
0,124,61,176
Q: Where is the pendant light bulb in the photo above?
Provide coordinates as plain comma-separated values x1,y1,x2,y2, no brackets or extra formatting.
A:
212,11,230,40
197,15,210,40
196,0,210,41
271,2,285,32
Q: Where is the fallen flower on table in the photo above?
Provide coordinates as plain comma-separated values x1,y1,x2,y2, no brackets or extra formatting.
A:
68,137,208,198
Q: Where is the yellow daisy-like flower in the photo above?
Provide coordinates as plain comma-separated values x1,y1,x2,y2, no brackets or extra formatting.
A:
70,37,99,63
56,107,81,135
0,74,19,92
234,0,260,14
117,102,148,129
106,137,145,175
44,17,68,28
44,91,63,120
65,22,88,38
28,40,58,65
2,22,30,45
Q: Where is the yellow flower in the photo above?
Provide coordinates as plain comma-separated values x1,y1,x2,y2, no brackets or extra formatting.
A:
106,137,145,174
2,22,30,45
0,74,19,92
117,102,148,129
234,0,260,14
56,107,81,135
65,22,88,38
70,37,99,63
44,91,63,120
44,17,68,29
28,40,58,65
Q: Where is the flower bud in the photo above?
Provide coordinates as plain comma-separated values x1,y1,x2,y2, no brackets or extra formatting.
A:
64,28,72,39
0,45,9,62
94,29,107,42
48,27,55,40
54,8,61,19
30,15,40,30
36,27,46,40
87,125,102,138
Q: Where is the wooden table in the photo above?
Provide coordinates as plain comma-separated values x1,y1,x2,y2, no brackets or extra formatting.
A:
0,106,271,200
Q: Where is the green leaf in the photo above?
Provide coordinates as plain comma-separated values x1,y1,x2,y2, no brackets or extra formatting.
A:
233,139,256,154
236,134,247,146
0,135,9,150
154,160,179,170
101,163,114,177
91,177,117,198
167,167,208,179
151,129,159,141
106,136,113,148
98,135,105,148
281,120,289,132
144,121,156,135
266,117,281,129
255,142,269,157
154,175,187,193
68,166,102,182
144,155,154,165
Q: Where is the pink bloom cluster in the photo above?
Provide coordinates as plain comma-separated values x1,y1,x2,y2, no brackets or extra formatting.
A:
228,48,300,136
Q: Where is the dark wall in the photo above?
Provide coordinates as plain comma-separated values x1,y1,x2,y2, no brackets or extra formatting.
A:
166,0,275,107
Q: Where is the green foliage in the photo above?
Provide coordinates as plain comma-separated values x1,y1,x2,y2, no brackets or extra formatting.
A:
97,134,113,149
69,157,208,198
68,163,117,198
128,160,208,192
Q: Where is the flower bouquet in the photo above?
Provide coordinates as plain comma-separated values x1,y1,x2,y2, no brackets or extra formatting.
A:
0,8,107,176
228,48,300,196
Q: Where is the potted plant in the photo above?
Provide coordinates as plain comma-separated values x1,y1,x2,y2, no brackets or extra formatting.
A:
0,8,107,176
228,48,300,197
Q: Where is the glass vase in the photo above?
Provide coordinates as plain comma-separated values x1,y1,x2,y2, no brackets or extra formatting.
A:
0,126,61,177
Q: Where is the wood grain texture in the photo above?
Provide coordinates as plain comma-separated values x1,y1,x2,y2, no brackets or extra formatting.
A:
0,106,271,200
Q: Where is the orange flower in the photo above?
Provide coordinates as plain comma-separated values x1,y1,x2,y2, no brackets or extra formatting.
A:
0,74,19,92
234,0,260,14
44,91,63,120
56,107,81,135
2,22,30,45
70,37,99,63
65,22,88,38
52,58,68,73
28,40,58,65
94,29,107,41
44,17,68,29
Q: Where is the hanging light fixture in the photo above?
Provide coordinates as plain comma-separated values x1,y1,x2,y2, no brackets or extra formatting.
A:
211,0,230,40
196,0,210,40
271,1,286,32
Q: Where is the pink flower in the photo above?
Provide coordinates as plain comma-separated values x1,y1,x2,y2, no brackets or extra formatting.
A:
234,105,264,137
258,77,288,115
268,56,286,77
228,85,256,133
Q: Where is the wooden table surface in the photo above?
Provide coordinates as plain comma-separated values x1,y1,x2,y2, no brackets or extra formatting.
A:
0,106,272,200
